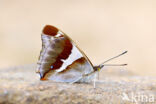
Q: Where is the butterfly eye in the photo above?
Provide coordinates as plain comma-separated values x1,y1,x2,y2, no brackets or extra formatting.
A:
51,66,53,69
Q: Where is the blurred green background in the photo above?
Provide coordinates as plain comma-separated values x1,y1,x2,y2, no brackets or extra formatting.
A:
0,0,156,76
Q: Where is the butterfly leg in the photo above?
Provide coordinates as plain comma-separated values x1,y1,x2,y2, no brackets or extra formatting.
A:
69,76,83,84
93,73,97,88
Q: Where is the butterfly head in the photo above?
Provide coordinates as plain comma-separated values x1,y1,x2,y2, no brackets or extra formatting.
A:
93,65,104,72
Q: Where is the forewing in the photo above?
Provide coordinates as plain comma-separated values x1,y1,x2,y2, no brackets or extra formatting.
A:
37,25,94,82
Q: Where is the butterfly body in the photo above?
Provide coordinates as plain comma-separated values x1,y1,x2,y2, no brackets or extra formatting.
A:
37,25,98,83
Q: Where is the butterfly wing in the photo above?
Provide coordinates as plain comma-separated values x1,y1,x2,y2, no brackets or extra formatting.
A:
36,25,95,83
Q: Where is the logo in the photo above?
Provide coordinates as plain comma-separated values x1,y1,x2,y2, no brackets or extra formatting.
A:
122,92,155,103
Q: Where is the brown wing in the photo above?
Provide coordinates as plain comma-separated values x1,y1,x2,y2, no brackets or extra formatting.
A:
36,25,95,82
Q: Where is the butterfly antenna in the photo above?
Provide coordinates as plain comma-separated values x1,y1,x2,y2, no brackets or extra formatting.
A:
99,51,128,68
103,64,127,66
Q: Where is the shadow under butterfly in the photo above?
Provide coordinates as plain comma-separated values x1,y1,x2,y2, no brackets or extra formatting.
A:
36,25,127,84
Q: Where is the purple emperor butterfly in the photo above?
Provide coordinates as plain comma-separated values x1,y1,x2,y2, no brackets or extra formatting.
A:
36,25,127,83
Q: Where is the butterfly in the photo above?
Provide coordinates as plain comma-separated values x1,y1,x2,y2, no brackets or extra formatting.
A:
36,25,127,83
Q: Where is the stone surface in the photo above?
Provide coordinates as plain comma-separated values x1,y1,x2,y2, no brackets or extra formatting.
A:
0,64,156,104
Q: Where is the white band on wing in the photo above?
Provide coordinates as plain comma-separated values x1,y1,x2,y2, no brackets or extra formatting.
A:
56,45,83,72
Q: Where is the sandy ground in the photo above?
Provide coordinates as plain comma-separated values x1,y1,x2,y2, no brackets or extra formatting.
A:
0,64,156,104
